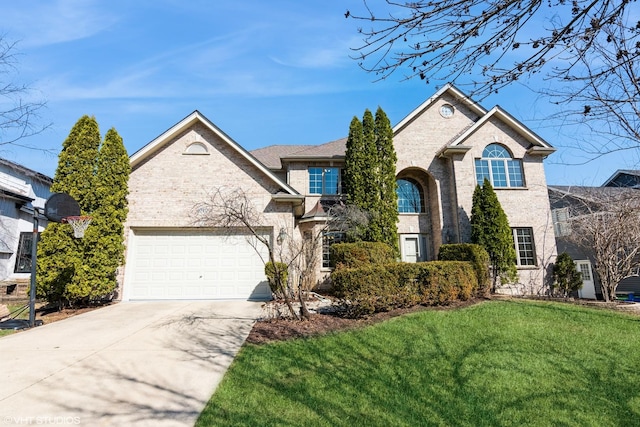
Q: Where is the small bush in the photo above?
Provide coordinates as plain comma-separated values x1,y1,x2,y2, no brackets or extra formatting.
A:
331,265,402,316
331,261,477,317
265,262,288,298
416,261,477,305
330,241,395,269
551,252,583,298
438,243,490,296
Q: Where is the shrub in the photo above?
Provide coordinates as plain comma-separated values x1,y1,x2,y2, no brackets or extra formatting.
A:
438,243,490,296
265,262,288,298
330,241,395,269
416,261,477,305
551,252,583,298
331,261,478,317
331,265,402,316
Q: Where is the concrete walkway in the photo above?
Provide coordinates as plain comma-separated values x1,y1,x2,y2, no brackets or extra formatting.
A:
0,301,263,426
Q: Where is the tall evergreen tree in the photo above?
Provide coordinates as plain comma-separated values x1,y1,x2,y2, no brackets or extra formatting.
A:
361,109,379,213
71,128,130,301
373,107,398,253
343,107,399,251
470,179,517,292
344,116,366,206
37,116,101,306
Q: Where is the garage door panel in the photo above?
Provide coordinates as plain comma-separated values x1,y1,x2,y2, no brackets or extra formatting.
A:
128,229,271,300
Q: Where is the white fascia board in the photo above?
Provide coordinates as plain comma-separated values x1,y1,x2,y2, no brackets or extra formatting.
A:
448,106,554,150
393,83,487,133
130,111,299,196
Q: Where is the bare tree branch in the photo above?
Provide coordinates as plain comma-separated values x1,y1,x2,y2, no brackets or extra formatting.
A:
0,37,50,148
192,187,312,320
553,187,640,301
347,1,639,154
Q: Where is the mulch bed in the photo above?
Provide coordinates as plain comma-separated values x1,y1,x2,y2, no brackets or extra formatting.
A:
246,298,482,345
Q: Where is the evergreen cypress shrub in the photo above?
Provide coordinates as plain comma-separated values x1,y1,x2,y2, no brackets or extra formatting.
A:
471,179,518,292
438,243,490,296
551,252,583,298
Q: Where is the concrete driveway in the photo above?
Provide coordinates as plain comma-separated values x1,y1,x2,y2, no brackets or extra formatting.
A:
0,301,263,426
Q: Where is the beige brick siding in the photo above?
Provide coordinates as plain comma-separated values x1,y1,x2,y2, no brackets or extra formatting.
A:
451,117,557,294
117,122,296,297
121,89,557,299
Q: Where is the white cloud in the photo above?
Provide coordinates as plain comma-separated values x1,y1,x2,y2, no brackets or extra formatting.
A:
1,0,119,47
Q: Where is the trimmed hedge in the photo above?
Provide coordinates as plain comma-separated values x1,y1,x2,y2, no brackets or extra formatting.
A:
330,241,395,269
438,243,490,296
331,261,478,317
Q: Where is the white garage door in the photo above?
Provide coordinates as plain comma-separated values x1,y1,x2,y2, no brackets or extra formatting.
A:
126,229,272,300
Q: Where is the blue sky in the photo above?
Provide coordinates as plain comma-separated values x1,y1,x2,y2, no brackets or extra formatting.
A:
0,0,636,185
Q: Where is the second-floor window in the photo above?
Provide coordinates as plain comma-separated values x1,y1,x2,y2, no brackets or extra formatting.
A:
309,167,341,195
475,144,524,188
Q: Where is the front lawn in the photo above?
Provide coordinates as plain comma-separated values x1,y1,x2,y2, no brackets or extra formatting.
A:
197,300,640,426
0,303,29,337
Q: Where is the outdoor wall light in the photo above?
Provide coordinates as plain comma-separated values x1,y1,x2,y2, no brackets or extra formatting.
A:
277,228,288,245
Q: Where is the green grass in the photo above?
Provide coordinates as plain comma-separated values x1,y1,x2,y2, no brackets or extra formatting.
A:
0,302,29,337
197,300,640,426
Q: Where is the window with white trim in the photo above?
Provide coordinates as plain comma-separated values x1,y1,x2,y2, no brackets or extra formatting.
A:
475,144,525,188
309,167,342,195
513,227,536,266
322,231,346,268
578,263,592,281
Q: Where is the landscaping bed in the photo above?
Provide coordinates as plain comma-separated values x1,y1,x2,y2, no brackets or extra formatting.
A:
247,298,482,344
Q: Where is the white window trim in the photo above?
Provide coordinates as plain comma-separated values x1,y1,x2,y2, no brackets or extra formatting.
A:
309,167,342,195
400,234,428,263
476,158,525,188
512,227,536,266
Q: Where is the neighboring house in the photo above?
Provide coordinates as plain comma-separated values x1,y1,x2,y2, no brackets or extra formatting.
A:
118,84,558,301
549,173,640,300
0,158,52,298
602,169,640,188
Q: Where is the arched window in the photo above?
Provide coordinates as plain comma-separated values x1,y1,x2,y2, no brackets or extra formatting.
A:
184,142,209,155
397,178,424,213
475,144,524,188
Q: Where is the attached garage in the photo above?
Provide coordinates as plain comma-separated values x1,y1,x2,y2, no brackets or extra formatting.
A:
124,229,272,301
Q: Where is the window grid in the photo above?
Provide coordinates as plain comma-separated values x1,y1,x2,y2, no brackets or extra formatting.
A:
475,144,525,188
397,179,424,213
322,231,346,268
308,167,341,195
513,228,536,266
579,263,592,281
14,232,34,273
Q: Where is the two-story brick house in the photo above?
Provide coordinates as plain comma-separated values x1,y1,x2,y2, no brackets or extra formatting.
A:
118,84,557,301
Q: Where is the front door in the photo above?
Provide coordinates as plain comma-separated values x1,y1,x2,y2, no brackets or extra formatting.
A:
400,235,427,263
576,260,596,299
403,237,419,263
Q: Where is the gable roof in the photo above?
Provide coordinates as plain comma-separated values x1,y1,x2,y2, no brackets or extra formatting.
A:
548,185,638,200
394,83,487,133
602,169,640,187
130,110,299,195
442,105,555,157
0,158,53,185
